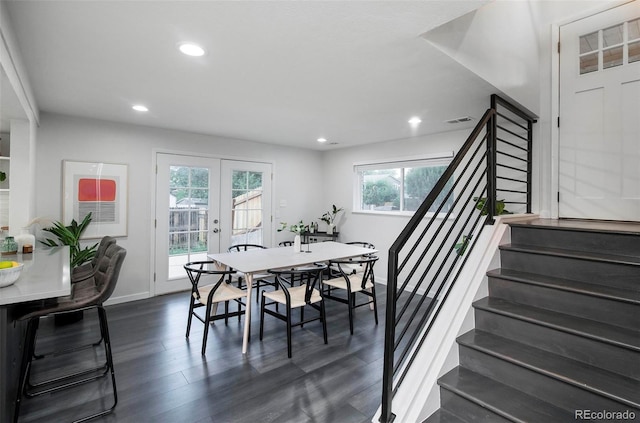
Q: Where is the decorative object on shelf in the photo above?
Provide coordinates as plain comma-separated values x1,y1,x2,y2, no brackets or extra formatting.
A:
473,197,511,216
40,212,98,268
63,160,128,238
1,236,18,256
278,220,308,252
0,171,5,182
16,228,36,254
320,204,343,235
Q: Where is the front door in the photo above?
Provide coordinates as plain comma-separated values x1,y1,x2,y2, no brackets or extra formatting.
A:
558,1,639,221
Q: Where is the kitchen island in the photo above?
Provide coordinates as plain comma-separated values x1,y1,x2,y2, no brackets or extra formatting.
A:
0,246,70,422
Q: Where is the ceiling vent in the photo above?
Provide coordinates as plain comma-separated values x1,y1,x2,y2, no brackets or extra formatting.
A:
445,116,473,124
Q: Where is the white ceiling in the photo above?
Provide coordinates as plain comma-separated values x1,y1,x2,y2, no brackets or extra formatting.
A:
3,0,497,150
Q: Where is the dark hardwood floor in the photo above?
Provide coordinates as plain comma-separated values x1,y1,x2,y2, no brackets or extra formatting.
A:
17,284,392,423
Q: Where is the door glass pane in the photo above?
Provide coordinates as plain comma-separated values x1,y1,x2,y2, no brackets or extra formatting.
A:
168,166,209,278
603,46,623,69
629,19,640,41
580,52,599,74
230,170,264,245
629,41,640,64
602,23,623,47
580,31,598,54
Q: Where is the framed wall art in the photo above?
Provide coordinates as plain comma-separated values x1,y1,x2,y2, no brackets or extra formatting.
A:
63,160,128,238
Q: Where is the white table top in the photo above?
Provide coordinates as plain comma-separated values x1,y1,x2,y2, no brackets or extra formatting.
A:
0,246,71,306
208,241,377,273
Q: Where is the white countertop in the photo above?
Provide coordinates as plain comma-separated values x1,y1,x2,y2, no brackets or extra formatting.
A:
0,246,71,306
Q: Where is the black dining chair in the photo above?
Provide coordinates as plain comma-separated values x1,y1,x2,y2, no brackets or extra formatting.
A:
328,241,375,277
14,243,126,423
228,244,276,301
323,255,379,334
184,261,245,355
260,263,328,358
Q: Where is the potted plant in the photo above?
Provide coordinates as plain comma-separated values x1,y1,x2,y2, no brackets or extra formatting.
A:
320,204,343,235
40,213,99,325
473,197,511,216
41,212,98,267
278,220,308,252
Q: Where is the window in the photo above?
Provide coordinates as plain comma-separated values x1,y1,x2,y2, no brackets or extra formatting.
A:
579,18,640,75
354,153,454,214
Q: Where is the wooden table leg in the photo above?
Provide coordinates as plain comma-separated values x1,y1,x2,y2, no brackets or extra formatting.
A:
242,273,253,354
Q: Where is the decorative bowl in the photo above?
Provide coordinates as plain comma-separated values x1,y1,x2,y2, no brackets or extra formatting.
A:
0,262,24,288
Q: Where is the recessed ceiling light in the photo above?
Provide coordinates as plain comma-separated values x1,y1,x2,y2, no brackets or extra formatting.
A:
317,138,327,143
132,105,149,112
179,43,205,57
408,117,422,125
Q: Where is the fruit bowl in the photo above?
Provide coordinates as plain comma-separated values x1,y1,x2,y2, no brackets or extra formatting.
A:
0,262,24,288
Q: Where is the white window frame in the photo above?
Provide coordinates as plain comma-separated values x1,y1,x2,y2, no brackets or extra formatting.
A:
353,152,455,216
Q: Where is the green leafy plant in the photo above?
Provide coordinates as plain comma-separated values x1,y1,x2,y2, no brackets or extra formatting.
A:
0,171,6,182
40,213,98,268
454,235,472,256
278,220,308,235
473,197,511,216
319,204,344,225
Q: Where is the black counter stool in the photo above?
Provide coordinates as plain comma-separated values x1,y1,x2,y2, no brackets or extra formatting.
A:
13,243,126,423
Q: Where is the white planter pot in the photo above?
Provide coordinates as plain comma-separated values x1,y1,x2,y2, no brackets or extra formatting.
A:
327,224,335,235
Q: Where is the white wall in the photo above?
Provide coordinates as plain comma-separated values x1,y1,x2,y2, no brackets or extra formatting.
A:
1,0,39,233
33,116,472,302
321,128,469,281
35,113,324,302
423,1,542,116
421,0,620,220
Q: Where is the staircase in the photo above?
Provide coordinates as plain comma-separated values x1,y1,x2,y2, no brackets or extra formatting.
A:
427,219,640,422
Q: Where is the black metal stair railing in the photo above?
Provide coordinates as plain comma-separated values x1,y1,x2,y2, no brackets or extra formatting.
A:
380,94,536,423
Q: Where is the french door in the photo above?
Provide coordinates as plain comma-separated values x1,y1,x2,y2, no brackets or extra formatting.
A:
558,1,639,221
219,160,272,252
154,153,272,295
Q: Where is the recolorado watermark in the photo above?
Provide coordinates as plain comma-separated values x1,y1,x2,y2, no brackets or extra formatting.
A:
575,409,636,420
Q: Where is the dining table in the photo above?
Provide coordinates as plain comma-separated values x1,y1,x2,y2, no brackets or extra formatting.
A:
208,241,378,354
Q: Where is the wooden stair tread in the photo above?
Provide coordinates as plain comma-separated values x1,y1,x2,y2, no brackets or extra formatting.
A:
487,268,640,304
473,297,640,351
422,409,467,423
508,218,640,236
457,330,640,407
438,367,573,423
499,243,640,266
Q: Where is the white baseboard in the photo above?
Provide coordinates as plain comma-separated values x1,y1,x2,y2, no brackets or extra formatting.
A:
104,292,150,306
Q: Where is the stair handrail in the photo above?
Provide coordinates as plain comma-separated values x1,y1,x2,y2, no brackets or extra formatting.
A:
380,94,536,423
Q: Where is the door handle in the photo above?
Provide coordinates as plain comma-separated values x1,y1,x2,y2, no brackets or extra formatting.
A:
212,228,220,233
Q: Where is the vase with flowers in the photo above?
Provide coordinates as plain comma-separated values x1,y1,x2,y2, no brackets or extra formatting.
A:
320,205,343,235
278,220,308,252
